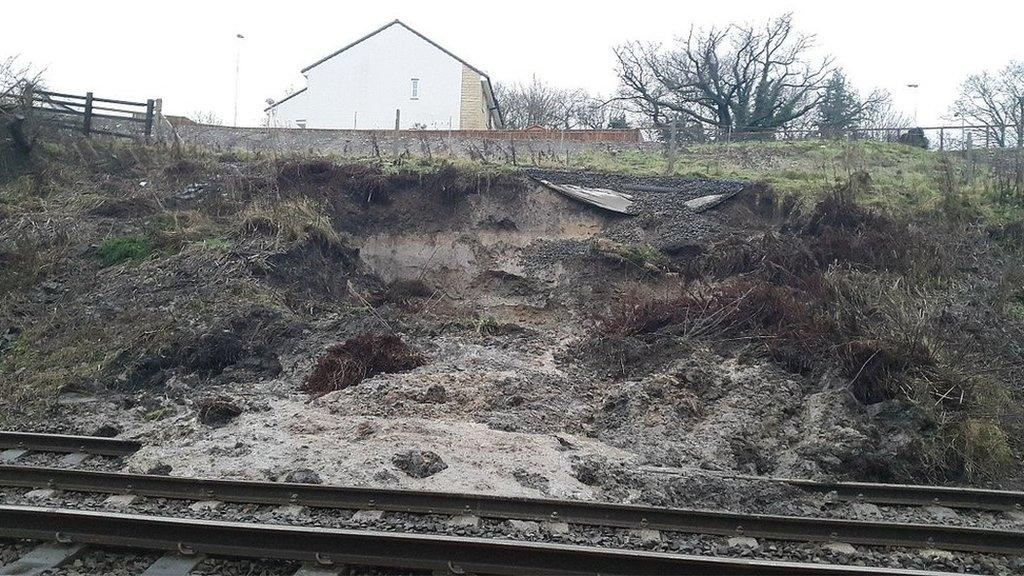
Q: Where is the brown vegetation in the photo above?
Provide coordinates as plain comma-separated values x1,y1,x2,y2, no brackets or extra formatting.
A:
595,178,1020,481
302,333,424,397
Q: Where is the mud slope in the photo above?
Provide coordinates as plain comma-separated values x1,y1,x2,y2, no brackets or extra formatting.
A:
2,147,1022,503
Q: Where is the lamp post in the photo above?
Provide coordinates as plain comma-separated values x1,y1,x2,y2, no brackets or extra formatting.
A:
233,33,245,127
906,83,919,126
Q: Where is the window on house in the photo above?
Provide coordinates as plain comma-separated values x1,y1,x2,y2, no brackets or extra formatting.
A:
411,78,419,99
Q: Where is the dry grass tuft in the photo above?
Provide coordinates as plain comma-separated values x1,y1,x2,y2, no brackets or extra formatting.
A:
301,333,424,397
239,198,342,250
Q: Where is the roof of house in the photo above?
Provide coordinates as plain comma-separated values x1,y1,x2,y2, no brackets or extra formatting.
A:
300,19,486,76
264,87,306,112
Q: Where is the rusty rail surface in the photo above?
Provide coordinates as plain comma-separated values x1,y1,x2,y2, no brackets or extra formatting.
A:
0,432,141,457
0,505,967,576
1,466,1021,556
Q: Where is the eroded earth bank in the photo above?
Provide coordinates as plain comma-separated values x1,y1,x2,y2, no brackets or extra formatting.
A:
3,143,1024,513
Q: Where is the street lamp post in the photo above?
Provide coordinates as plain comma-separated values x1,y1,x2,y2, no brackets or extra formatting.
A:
234,33,245,127
906,83,920,126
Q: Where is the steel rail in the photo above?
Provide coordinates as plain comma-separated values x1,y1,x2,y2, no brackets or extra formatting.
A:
788,478,1024,512
0,505,963,576
642,466,1024,512
1,465,1021,556
0,432,141,457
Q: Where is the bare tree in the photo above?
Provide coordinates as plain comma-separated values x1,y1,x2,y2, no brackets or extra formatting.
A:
495,77,610,129
190,110,223,125
950,61,1024,148
1,55,43,101
614,14,833,136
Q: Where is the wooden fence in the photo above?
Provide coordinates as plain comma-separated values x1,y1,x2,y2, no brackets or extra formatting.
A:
23,84,156,139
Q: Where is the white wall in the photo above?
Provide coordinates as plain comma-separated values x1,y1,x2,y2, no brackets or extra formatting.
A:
270,24,465,130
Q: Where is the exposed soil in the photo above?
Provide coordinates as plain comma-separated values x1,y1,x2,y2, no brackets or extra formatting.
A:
2,142,1023,510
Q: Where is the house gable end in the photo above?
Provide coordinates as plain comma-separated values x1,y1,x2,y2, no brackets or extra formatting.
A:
301,20,485,77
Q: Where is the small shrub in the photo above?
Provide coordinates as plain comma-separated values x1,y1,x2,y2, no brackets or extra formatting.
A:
838,338,934,405
96,236,151,266
302,333,424,397
239,199,343,250
935,419,1016,482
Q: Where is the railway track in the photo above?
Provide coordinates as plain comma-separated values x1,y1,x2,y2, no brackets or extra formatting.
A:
644,466,1024,512
0,465,1021,575
0,435,1020,574
0,431,140,460
0,505,979,576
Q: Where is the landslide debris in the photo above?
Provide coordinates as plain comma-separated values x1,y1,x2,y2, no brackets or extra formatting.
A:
1,136,1021,498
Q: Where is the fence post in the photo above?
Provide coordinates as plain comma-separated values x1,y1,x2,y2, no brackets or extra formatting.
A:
561,128,568,168
394,108,400,131
1017,97,1023,195
83,92,94,136
1018,96,1024,149
144,99,155,139
939,128,944,152
21,82,34,117
151,99,164,141
666,119,677,175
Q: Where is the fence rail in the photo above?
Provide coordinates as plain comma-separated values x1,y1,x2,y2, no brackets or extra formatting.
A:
643,122,1024,152
20,84,157,139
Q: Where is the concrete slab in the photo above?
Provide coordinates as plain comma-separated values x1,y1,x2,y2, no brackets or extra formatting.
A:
0,449,27,463
727,536,759,549
506,519,540,533
1003,509,1024,522
24,488,61,500
919,548,955,560
535,179,636,214
350,509,385,523
140,553,207,576
292,563,345,576
59,452,91,466
924,505,959,521
0,542,87,576
850,502,881,517
189,500,222,512
104,494,139,508
448,514,480,527
542,521,571,535
629,528,661,543
271,504,306,517
822,542,857,555
684,193,734,212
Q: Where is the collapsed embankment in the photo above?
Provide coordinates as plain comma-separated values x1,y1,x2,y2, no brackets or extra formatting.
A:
1,139,1022,501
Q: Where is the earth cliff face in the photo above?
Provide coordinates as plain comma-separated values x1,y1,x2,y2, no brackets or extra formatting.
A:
2,145,1022,502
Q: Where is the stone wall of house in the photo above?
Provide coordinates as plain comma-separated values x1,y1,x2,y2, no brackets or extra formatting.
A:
459,66,487,131
170,122,655,164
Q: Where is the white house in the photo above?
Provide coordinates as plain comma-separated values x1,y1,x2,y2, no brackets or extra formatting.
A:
266,20,503,130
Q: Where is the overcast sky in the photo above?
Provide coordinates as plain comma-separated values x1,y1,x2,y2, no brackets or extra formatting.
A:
3,1,1022,127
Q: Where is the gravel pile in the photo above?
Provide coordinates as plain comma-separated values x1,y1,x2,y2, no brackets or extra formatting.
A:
522,168,749,247
4,487,1020,575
